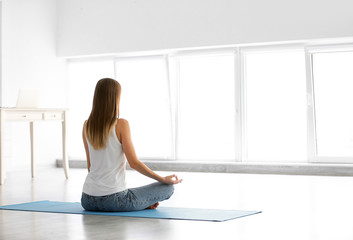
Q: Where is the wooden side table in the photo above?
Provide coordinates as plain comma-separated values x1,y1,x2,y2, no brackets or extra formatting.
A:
0,108,69,184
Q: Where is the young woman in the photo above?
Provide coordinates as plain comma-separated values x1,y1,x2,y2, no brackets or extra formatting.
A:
81,78,182,212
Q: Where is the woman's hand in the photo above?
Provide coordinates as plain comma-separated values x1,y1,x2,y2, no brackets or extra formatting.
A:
162,174,183,185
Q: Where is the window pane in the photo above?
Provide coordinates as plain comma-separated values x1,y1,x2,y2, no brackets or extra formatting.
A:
115,57,172,159
245,51,307,162
178,54,236,161
313,51,353,157
68,60,114,159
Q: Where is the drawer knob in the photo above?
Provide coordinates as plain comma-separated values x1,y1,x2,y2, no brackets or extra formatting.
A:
23,115,27,118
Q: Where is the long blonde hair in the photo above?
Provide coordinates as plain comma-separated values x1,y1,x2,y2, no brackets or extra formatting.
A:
86,78,121,149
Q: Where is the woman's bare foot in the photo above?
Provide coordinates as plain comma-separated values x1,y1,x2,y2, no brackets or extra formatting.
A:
146,202,159,209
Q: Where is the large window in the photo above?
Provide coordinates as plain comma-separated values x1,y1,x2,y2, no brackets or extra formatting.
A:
67,44,353,164
177,54,236,161
244,51,307,162
312,51,353,158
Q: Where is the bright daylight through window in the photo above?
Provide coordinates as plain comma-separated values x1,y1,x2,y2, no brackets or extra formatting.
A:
67,45,353,164
116,57,173,159
313,51,353,157
244,51,307,162
177,54,236,161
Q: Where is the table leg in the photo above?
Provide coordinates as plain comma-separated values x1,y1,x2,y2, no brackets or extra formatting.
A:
30,122,34,178
62,112,69,179
0,110,4,184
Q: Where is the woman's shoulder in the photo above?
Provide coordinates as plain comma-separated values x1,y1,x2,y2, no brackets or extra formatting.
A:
116,118,129,127
115,118,131,134
115,118,130,143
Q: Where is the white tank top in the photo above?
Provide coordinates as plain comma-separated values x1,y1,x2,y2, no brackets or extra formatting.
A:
82,126,126,196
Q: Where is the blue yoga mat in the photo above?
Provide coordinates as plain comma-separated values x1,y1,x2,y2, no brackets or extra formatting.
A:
0,200,261,222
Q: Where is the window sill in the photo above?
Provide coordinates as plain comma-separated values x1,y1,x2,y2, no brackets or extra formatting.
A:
56,159,353,176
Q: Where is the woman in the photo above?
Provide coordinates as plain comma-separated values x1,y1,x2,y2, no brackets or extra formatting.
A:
81,78,182,212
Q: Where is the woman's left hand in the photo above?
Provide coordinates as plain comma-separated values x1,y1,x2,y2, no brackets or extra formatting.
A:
162,174,183,185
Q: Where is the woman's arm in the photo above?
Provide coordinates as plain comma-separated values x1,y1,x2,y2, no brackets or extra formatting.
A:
82,121,91,172
117,119,182,185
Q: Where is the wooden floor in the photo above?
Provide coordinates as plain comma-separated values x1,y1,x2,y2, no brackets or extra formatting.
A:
1,167,353,240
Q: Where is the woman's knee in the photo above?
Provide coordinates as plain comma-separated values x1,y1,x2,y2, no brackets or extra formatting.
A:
164,184,175,199
153,182,175,199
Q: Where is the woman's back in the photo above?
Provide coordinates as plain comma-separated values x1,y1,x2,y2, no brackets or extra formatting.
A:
81,78,180,212
82,123,126,196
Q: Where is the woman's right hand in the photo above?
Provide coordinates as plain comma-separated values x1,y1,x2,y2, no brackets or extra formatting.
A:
162,174,183,185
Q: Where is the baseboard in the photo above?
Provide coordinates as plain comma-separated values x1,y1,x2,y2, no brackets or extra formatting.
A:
56,159,353,176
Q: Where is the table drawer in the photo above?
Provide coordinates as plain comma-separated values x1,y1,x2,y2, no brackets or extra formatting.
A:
43,112,63,120
6,112,43,121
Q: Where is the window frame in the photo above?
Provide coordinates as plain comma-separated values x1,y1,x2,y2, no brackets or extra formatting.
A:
170,49,240,162
66,41,353,164
306,44,353,163
240,45,308,162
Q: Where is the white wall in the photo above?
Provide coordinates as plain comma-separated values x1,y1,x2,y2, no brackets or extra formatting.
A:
2,0,67,108
1,0,67,170
57,0,353,57
0,1,2,106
